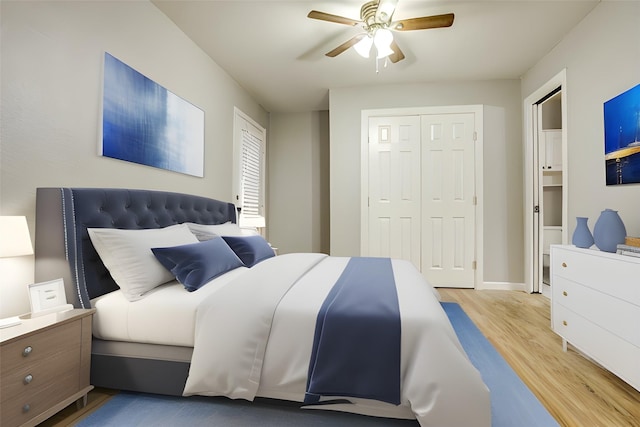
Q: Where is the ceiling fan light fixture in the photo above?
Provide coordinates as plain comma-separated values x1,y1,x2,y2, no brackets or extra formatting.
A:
373,28,394,58
354,35,373,58
309,2,454,65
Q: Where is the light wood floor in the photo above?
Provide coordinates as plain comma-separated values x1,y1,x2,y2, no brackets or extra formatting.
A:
42,289,640,426
439,289,640,427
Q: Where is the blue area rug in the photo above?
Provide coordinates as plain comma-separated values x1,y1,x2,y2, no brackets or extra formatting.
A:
77,302,558,427
441,302,558,427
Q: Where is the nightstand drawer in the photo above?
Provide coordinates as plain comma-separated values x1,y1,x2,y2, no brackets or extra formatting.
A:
0,339,80,401
0,319,81,378
1,369,79,427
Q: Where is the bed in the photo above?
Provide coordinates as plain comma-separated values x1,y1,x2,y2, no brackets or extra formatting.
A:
34,187,490,426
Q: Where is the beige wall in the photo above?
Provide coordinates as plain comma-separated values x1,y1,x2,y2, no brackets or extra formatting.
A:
0,1,267,316
268,111,329,254
329,80,523,285
522,1,640,239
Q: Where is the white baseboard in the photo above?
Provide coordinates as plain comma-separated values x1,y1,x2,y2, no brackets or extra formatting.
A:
476,281,526,292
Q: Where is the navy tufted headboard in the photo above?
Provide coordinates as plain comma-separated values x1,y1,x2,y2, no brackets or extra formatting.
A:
35,188,236,309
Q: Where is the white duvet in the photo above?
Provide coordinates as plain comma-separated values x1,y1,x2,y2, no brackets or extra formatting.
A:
184,253,490,427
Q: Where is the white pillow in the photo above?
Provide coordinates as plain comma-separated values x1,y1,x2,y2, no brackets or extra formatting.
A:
186,222,258,241
88,224,199,301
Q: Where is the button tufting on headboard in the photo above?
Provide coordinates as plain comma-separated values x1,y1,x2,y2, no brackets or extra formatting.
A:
34,188,236,309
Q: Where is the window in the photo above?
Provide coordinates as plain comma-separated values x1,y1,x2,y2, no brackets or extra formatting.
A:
233,108,266,229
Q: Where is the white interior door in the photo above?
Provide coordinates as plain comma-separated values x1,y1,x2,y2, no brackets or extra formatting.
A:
366,111,477,288
421,114,476,288
367,116,421,269
535,90,564,298
524,69,567,294
532,106,541,293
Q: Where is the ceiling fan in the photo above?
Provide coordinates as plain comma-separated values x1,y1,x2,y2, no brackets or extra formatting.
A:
307,0,454,63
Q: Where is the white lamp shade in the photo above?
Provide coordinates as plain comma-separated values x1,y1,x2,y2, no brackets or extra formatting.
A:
0,216,34,257
240,215,266,229
374,28,394,58
354,35,373,58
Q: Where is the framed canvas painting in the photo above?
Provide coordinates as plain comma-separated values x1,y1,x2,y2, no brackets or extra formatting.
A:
603,83,640,185
101,52,204,177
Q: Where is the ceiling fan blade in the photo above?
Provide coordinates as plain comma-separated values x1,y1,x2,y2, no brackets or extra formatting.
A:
392,13,455,31
308,10,361,27
376,0,399,24
325,34,366,57
388,40,405,63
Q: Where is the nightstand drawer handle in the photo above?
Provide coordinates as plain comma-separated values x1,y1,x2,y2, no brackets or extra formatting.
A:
562,291,568,296
562,320,568,326
561,262,567,268
22,346,32,357
24,374,33,384
22,404,30,413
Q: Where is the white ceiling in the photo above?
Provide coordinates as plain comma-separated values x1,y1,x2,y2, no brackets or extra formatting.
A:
152,0,599,113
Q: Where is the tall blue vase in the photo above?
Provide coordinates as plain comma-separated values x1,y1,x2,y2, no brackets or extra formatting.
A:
593,209,626,253
572,217,594,248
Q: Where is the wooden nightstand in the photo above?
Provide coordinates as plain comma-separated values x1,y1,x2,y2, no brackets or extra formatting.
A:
0,308,95,427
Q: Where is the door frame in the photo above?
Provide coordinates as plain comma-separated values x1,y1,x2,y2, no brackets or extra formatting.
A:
360,105,484,289
523,69,568,294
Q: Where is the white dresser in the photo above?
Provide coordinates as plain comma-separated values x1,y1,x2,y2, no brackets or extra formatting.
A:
550,245,640,392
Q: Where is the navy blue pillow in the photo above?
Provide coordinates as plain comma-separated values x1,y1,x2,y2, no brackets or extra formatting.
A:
151,237,244,292
222,235,275,267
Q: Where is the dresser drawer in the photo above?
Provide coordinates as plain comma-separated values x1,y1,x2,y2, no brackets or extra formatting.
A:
553,304,640,391
553,276,640,347
551,246,640,305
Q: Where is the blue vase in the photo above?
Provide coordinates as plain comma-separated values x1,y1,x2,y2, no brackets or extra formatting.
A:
593,209,626,253
572,217,594,248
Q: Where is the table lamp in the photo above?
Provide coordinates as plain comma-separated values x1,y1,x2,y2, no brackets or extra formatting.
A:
0,216,34,328
239,215,266,236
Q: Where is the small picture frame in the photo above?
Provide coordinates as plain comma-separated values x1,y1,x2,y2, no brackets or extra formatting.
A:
28,278,67,314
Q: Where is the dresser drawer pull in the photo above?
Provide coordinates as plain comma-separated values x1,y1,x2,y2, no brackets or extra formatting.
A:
22,404,30,413
23,374,33,384
22,346,33,357
561,262,567,268
562,291,568,296
562,320,568,326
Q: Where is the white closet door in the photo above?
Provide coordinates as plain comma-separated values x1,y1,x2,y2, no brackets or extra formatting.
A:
367,115,422,269
421,114,476,288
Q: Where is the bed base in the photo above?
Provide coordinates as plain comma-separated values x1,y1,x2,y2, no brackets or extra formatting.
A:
91,339,191,395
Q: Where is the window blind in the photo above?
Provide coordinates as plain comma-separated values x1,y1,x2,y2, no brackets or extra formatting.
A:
240,128,263,220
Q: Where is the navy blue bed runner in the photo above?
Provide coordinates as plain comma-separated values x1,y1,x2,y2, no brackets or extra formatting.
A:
304,257,401,405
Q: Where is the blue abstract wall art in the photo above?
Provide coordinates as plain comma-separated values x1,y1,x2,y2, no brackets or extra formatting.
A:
102,53,204,177
603,83,640,185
